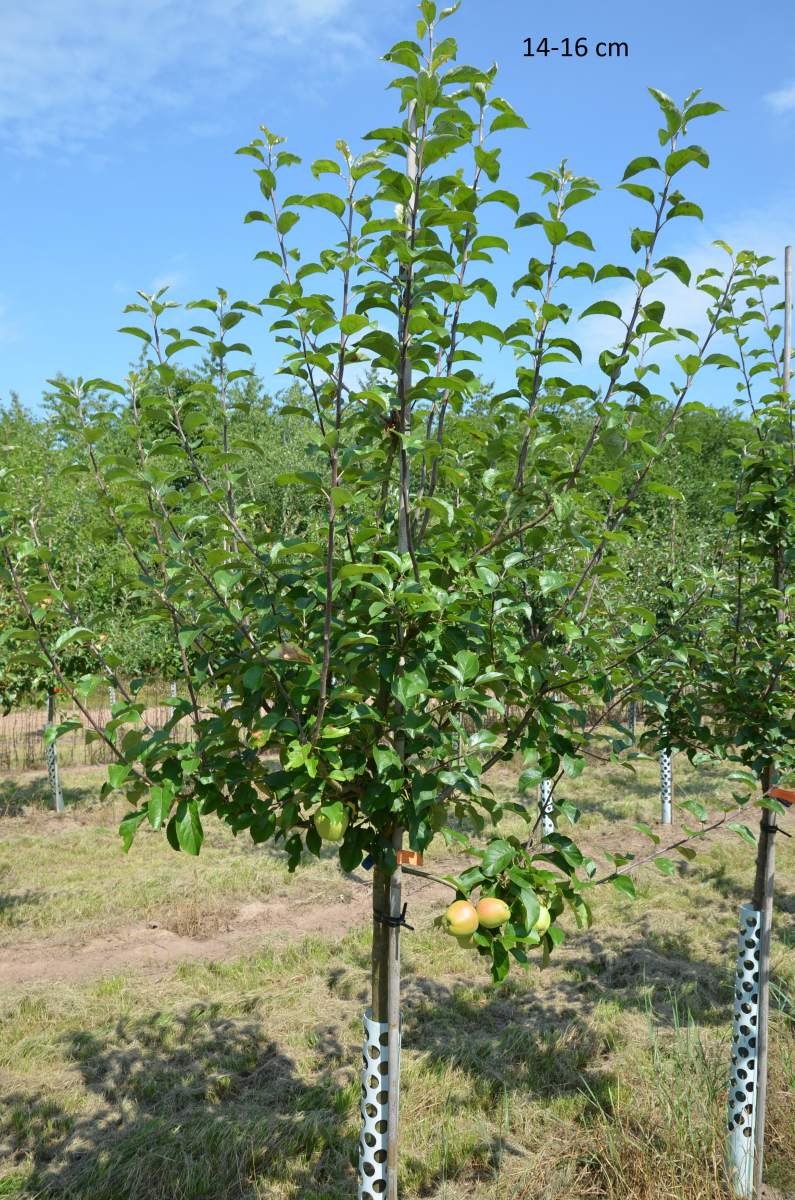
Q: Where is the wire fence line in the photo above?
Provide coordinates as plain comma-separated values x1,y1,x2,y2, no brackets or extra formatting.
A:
0,688,645,775
0,696,191,771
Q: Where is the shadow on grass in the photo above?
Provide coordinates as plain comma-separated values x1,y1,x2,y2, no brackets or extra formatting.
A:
0,890,41,923
1,913,785,1199
0,864,42,927
572,757,733,823
1,1003,361,1200
0,984,617,1200
695,858,795,920
0,776,98,817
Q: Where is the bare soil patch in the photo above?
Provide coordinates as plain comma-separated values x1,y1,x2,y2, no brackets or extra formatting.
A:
0,870,451,988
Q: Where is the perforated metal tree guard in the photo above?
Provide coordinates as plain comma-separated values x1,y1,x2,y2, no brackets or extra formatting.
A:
727,904,761,1199
628,700,637,739
358,1007,398,1199
108,685,117,707
46,741,63,812
170,681,177,699
45,694,64,813
659,749,673,824
539,778,555,839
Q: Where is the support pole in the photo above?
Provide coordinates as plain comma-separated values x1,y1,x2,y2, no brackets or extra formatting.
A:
45,691,64,814
784,243,792,398
359,96,416,1200
750,244,791,1199
727,904,762,1199
386,828,403,1199
659,748,673,825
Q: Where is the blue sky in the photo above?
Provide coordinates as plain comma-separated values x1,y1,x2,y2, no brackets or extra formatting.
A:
1,0,794,408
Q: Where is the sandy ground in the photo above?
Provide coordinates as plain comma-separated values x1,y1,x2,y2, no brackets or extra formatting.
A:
0,868,451,988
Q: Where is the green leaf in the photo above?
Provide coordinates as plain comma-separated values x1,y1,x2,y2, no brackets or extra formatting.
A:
619,182,656,204
175,800,204,856
454,649,480,682
610,874,637,899
53,626,94,651
542,219,567,246
632,822,660,844
622,156,660,181
481,839,515,877
580,300,623,320
331,487,355,507
539,571,568,594
340,313,369,336
393,667,429,708
680,798,708,823
420,496,455,525
481,189,520,213
476,563,499,589
727,822,757,848
519,888,540,930
685,100,724,121
703,353,739,369
311,158,342,178
655,256,691,286
667,201,703,220
665,145,709,175
490,109,528,134
276,211,299,235
107,764,131,790
119,810,146,852
118,326,152,343
148,784,173,831
165,338,200,357
294,192,346,218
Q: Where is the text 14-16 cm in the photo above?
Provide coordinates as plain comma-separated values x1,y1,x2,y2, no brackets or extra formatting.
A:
524,37,629,58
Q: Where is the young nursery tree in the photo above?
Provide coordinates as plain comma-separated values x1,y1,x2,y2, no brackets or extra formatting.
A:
643,246,794,1196
0,3,769,1194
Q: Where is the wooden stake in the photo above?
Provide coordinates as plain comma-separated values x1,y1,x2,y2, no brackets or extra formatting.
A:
371,868,391,1021
752,243,792,1198
386,827,403,1200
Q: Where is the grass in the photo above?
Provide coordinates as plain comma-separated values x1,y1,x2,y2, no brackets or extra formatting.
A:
0,767,353,944
0,751,793,1198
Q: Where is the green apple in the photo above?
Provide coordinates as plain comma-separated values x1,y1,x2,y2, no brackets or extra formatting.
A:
534,904,551,935
313,803,349,843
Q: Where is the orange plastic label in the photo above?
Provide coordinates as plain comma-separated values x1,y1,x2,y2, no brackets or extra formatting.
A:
396,850,423,866
767,785,795,807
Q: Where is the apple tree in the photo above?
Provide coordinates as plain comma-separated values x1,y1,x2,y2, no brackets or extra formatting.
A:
0,3,765,1194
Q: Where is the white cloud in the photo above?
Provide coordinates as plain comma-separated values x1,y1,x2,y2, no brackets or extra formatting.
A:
764,82,795,113
0,0,393,155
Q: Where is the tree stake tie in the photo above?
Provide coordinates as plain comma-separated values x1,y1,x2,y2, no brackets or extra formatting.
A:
374,903,414,932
